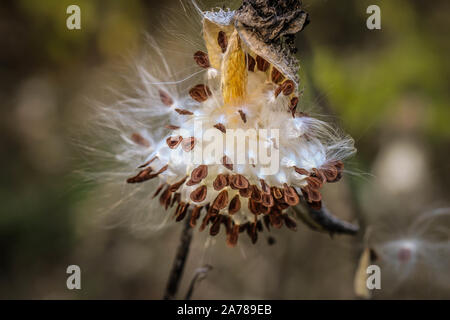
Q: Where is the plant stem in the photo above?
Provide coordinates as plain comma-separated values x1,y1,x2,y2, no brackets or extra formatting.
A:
163,212,193,300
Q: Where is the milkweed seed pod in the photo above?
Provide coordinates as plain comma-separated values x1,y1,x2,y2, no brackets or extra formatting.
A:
90,0,356,247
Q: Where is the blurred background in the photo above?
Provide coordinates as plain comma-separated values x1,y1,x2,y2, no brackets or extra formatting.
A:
0,0,449,299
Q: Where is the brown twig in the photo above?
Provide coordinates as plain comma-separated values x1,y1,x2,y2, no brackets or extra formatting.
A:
163,211,193,300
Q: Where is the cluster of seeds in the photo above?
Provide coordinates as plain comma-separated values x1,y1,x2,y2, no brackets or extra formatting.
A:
123,7,353,246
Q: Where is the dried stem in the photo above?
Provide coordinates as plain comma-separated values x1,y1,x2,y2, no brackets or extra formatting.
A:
163,211,193,300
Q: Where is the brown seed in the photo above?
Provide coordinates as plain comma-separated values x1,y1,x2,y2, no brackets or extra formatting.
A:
190,206,202,228
209,216,222,236
185,178,199,186
321,165,338,182
231,174,249,190
169,176,188,192
282,80,295,96
238,109,247,123
159,186,172,210
312,168,327,184
189,84,211,102
150,185,163,200
213,123,226,133
190,185,207,202
218,31,228,53
283,184,300,206
247,54,256,72
247,223,258,244
127,164,168,183
301,185,322,203
294,166,309,176
248,199,259,215
212,190,229,210
165,124,180,130
260,179,270,194
193,50,210,68
226,225,239,247
271,186,283,200
250,185,262,202
256,55,269,72
182,137,196,152
228,195,241,215
307,176,323,190
191,165,208,182
166,136,182,149
239,187,252,198
263,214,271,231
213,174,228,191
271,67,284,84
221,156,233,171
290,97,299,117
175,108,194,115
170,192,180,208
131,133,150,148
138,156,157,168
262,193,274,207
159,90,173,106
269,211,283,229
274,85,283,98
174,202,189,222
283,215,297,231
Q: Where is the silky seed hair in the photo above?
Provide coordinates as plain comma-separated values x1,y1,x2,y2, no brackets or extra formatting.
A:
83,0,356,245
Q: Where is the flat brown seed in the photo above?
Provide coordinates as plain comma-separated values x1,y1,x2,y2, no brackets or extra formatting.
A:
218,31,228,53
231,174,249,189
169,176,188,192
271,186,283,200
271,67,284,84
256,55,269,72
213,123,226,133
307,176,323,190
228,195,241,215
213,174,228,191
191,165,208,182
250,185,262,202
283,184,300,206
238,109,247,123
239,187,252,198
212,190,229,210
131,133,150,148
182,137,196,152
247,54,256,72
290,97,299,109
190,206,202,228
283,215,297,231
138,156,157,168
189,84,211,102
159,90,173,106
282,80,295,96
226,225,239,247
175,108,194,115
186,179,199,186
221,156,233,171
166,136,182,149
260,179,270,194
294,166,309,176
193,50,210,68
190,185,207,202
262,193,274,207
152,184,164,198
248,199,259,215
165,124,180,130
274,85,283,98
209,217,222,236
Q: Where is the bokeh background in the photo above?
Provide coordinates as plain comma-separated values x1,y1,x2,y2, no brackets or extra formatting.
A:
1,0,449,299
